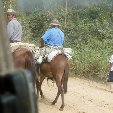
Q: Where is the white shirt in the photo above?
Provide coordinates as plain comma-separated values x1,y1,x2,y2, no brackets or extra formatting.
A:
7,18,22,41
109,55,113,71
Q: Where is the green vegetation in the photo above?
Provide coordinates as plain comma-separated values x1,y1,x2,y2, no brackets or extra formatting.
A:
2,0,113,82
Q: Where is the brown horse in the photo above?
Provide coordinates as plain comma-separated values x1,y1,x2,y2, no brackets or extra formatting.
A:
12,47,38,113
12,47,37,86
36,54,70,111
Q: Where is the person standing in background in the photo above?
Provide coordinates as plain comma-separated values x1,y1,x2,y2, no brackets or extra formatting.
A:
107,54,113,91
6,9,22,43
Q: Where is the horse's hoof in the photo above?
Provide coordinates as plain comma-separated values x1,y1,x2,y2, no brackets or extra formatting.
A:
59,105,64,111
59,107,64,111
41,95,45,99
51,101,56,105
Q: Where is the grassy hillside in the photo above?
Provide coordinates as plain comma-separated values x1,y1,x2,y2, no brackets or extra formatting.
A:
2,1,113,82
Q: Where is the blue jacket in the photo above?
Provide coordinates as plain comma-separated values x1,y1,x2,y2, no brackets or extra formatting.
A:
42,27,64,46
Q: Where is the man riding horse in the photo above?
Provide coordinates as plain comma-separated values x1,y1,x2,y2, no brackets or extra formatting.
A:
35,19,71,111
38,19,64,63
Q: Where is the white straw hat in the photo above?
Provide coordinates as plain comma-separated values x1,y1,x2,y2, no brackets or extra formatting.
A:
50,19,61,26
6,9,16,15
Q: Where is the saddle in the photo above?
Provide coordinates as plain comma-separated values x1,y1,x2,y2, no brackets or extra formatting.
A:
34,47,73,64
35,50,63,64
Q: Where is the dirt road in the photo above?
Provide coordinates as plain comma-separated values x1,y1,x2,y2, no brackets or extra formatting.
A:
38,77,113,113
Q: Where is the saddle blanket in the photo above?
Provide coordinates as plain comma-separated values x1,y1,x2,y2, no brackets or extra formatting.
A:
47,48,73,62
10,42,36,52
34,47,73,64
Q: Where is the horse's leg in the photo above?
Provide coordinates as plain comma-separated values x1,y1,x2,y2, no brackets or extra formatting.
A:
40,75,45,98
52,89,60,105
52,75,64,111
59,81,65,111
36,75,45,99
35,79,40,97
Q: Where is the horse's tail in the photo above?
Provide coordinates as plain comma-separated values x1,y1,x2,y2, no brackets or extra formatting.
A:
63,64,69,94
